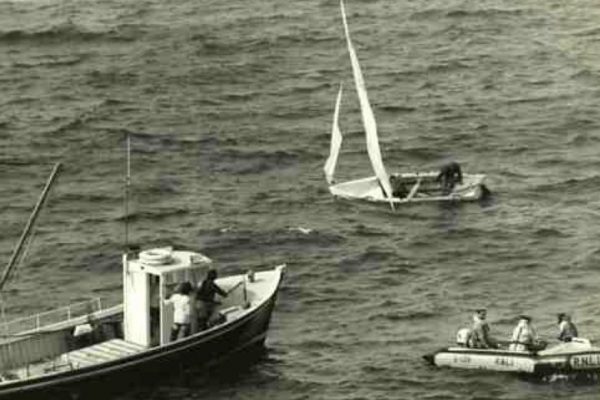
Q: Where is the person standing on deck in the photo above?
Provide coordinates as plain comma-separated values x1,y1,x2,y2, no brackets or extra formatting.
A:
164,281,193,341
196,269,228,330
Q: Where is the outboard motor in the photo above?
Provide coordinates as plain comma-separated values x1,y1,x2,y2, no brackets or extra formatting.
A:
456,328,471,347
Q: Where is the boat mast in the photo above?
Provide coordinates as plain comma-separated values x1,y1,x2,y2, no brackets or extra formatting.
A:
340,0,395,209
0,162,62,292
124,133,131,252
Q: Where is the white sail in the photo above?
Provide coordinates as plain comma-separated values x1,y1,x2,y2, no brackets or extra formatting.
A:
340,0,393,202
324,84,343,185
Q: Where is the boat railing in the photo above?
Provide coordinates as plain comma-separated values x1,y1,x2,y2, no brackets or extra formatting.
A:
0,298,109,336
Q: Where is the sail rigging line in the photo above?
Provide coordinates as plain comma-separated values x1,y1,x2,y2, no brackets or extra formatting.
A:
0,162,62,293
324,84,344,185
340,0,395,209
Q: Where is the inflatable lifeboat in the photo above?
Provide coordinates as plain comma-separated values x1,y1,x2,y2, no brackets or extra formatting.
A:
424,337,600,377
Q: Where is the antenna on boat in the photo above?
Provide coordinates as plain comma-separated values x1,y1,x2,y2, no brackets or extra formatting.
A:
0,162,62,292
124,133,131,253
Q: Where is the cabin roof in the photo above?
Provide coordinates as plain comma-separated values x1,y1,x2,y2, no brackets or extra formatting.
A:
127,250,212,276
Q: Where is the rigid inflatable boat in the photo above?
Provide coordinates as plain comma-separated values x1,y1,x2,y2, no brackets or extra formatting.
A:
424,338,600,378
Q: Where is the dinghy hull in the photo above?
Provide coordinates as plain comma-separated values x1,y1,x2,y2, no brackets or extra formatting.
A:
329,173,487,204
425,339,600,378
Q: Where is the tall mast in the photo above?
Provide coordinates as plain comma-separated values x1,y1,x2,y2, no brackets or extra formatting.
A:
0,162,62,292
124,133,131,252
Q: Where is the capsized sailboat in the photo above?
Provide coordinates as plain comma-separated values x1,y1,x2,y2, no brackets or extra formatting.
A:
325,0,487,205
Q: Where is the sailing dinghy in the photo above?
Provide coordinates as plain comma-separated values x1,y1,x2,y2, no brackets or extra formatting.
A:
325,0,487,206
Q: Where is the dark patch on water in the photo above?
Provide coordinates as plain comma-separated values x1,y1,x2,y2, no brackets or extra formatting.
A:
0,23,139,44
206,149,300,175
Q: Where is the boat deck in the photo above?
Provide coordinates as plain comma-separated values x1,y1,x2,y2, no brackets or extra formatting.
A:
63,339,146,369
1,339,146,383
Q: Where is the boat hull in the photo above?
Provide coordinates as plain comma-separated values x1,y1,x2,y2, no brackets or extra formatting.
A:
329,172,487,204
426,341,600,377
0,282,281,399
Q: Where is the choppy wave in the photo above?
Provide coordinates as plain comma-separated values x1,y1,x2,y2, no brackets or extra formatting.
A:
9,54,89,69
0,23,140,43
206,149,300,175
410,7,526,21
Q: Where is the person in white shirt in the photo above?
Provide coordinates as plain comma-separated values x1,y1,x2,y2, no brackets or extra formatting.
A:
509,315,538,352
165,281,193,341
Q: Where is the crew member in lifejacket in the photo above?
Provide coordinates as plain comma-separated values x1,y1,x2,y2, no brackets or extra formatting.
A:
469,308,496,348
557,313,578,342
509,315,538,352
436,161,463,194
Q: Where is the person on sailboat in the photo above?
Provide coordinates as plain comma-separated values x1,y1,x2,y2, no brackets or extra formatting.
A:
389,175,409,198
196,269,228,330
469,308,496,348
436,161,463,194
165,281,193,341
557,313,578,342
509,315,538,352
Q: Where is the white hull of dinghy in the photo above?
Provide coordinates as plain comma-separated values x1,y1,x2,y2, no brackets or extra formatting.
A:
426,339,600,375
431,347,537,373
329,172,486,204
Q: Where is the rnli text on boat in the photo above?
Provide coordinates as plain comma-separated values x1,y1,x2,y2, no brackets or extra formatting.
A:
570,354,600,369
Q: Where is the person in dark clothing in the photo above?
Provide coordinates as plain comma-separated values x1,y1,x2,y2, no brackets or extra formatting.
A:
436,161,463,194
557,313,578,342
196,269,228,330
389,175,408,198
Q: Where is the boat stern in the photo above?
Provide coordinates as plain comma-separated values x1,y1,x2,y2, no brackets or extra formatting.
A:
422,352,436,365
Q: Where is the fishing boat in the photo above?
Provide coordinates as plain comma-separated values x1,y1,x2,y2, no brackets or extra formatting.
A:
0,164,285,398
324,0,488,207
424,337,600,379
